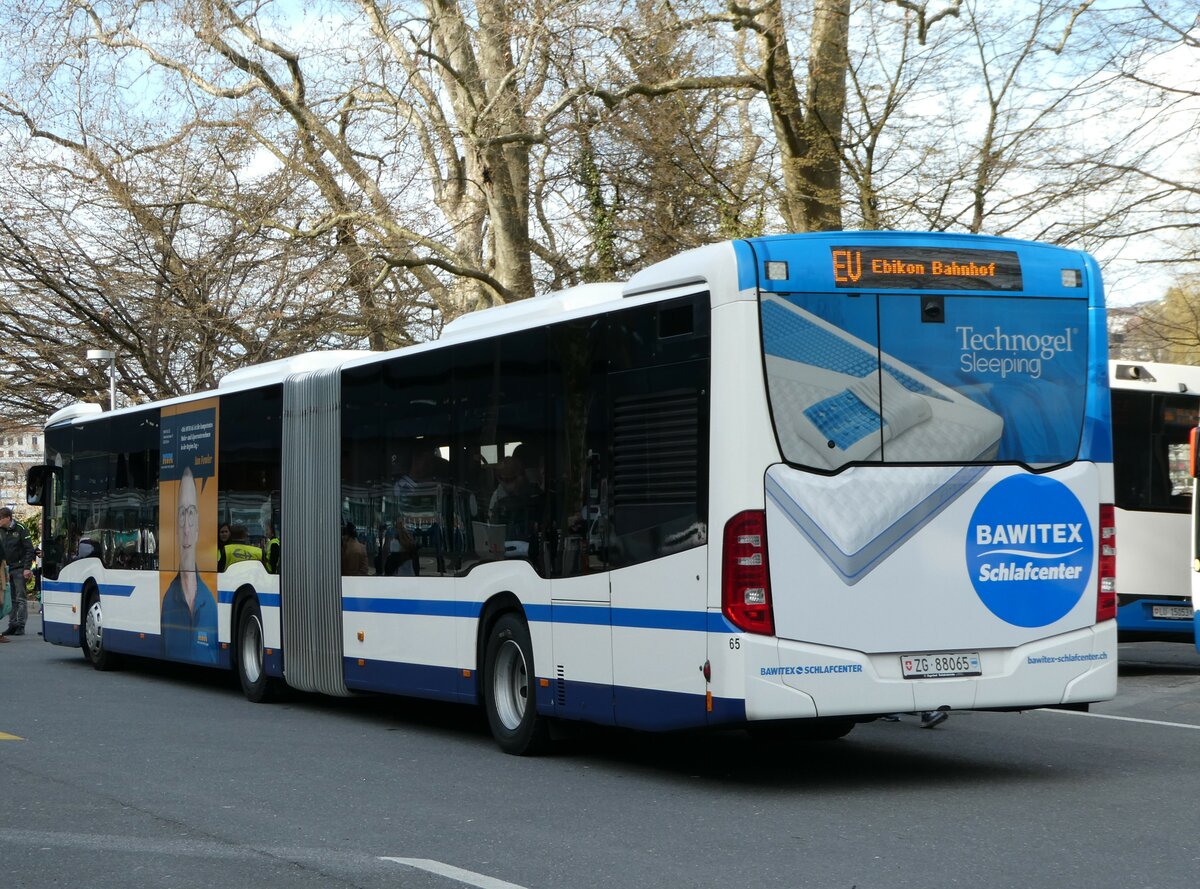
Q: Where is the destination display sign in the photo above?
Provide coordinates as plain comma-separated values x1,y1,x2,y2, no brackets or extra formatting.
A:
830,246,1024,291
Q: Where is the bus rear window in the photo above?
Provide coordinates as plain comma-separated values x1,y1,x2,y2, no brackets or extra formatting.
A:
761,292,1089,470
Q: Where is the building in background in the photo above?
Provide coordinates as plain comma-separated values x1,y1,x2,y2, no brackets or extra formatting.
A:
1109,302,1165,362
0,428,43,518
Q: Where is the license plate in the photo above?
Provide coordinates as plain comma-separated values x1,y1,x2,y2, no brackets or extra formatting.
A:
1151,605,1194,620
901,652,982,679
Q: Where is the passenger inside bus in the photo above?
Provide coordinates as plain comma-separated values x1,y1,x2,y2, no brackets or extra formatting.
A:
220,525,263,571
488,456,544,555
341,522,370,576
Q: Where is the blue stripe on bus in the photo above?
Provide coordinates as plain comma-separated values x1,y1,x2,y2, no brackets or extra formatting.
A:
46,580,278,609
344,657,477,704
613,684,746,731
42,619,79,647
547,678,744,730
542,676,614,724
217,590,281,608
101,627,231,669
43,617,278,675
264,647,284,678
42,579,134,598
342,597,483,618
343,657,746,731
104,627,166,658
45,582,736,636
344,597,732,632
43,580,82,593
529,603,734,632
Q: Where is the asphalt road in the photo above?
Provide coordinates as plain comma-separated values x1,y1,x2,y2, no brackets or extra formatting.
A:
3,612,1199,889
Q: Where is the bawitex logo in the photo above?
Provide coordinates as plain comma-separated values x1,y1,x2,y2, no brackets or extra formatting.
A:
965,475,1093,628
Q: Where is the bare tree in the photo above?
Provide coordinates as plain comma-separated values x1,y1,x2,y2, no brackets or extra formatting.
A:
0,118,378,421
2,0,1198,427
559,1,770,279
1116,279,1200,363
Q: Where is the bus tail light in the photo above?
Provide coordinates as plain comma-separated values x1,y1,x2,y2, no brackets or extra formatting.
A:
722,510,774,636
1097,503,1116,623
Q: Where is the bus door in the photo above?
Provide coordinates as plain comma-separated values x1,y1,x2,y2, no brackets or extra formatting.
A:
607,360,709,730
547,318,614,725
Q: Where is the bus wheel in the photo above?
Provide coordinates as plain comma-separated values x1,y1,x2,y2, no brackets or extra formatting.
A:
483,613,550,756
236,599,283,703
81,590,119,672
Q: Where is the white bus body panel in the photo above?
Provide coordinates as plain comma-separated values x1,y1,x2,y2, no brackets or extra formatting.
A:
1117,507,1189,601
766,462,1099,652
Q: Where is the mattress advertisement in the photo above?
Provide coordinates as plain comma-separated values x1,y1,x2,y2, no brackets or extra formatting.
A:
761,289,1097,645
159,399,220,664
761,292,1089,470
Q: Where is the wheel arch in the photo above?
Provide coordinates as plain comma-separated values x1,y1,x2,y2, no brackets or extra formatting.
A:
78,577,101,650
474,591,525,686
230,584,259,630
230,583,260,662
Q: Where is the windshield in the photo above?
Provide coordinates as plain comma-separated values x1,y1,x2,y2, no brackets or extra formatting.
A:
761,291,1089,470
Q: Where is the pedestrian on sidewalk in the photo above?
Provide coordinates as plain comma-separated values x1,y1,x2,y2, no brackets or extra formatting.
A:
0,508,35,638
0,558,8,643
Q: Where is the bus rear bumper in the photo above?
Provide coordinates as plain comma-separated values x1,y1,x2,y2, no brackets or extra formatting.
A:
1116,596,1195,640
741,623,1117,720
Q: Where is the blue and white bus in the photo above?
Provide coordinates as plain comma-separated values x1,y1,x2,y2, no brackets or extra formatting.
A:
1109,361,1199,640
27,231,1117,754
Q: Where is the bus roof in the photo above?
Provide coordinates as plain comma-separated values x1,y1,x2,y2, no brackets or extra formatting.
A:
45,231,1101,430
1110,359,1200,394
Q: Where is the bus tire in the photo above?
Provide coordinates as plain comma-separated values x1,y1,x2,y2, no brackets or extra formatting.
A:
482,612,550,756
81,588,119,672
236,598,284,703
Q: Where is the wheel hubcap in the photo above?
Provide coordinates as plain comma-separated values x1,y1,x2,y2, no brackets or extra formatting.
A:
85,600,103,658
241,614,263,684
493,639,529,731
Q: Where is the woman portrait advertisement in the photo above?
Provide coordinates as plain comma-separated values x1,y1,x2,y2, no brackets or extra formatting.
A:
158,400,220,665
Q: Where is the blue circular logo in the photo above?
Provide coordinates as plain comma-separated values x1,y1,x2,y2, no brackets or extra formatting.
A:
965,475,1092,627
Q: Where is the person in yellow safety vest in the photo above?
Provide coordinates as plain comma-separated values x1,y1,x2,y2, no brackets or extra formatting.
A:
220,525,263,571
216,522,231,573
263,520,281,575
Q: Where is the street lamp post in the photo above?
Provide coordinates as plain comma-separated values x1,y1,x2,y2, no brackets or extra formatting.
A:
86,349,116,411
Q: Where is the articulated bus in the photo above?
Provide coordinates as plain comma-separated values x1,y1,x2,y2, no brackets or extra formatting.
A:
1109,361,1200,641
27,231,1117,754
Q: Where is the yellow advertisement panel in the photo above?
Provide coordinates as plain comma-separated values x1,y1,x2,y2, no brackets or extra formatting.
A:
159,399,220,664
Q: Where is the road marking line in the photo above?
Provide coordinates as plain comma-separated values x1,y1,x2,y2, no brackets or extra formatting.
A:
0,732,23,741
380,857,529,889
1039,708,1200,730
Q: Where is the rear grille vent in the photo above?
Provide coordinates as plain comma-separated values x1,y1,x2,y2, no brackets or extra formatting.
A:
556,665,567,707
613,389,699,507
